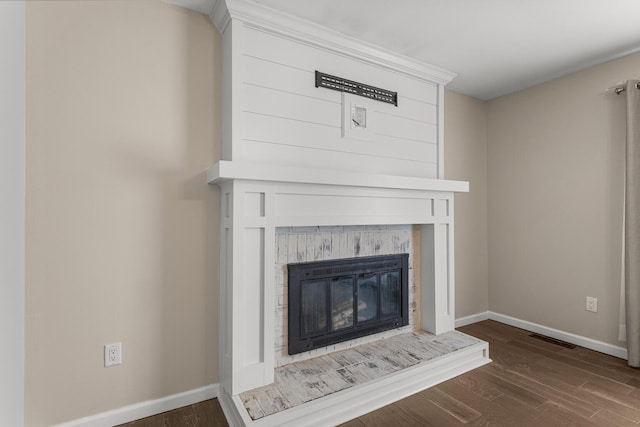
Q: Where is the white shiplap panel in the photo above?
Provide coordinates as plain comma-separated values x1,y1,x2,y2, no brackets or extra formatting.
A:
242,61,437,144
243,27,437,105
243,55,437,127
240,140,438,178
237,25,442,180
243,55,339,103
376,113,438,144
375,97,437,125
242,111,340,146
242,112,437,163
242,83,341,127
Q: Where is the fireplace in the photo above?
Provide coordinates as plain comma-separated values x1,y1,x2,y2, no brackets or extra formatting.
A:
194,0,490,424
288,254,409,355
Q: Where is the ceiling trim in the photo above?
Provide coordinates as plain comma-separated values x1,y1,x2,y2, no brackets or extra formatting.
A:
226,0,456,85
208,0,230,33
167,0,457,86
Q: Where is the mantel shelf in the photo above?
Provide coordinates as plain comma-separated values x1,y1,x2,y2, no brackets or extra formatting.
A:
206,161,469,193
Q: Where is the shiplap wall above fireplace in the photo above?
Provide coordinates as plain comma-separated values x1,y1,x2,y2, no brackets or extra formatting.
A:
182,0,484,424
210,0,457,180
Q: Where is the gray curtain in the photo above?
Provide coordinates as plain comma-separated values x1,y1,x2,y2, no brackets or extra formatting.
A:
625,80,640,367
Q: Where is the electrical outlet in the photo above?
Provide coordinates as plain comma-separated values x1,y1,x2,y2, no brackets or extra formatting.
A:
586,296,598,313
104,342,122,367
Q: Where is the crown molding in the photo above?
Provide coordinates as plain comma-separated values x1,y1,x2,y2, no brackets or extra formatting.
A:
166,0,456,84
209,0,230,33
163,0,215,16
214,0,456,85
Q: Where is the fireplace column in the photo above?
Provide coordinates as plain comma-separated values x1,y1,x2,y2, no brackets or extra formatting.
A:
219,179,276,395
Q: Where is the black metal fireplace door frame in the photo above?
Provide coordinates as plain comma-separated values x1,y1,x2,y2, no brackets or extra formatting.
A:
288,254,409,355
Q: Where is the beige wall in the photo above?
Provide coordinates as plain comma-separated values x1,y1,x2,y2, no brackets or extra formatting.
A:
487,52,640,346
25,1,220,425
445,90,489,319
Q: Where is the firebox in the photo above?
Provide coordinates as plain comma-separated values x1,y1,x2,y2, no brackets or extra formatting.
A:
288,254,409,355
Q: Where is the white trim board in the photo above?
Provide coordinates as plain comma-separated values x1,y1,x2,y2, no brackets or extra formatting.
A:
207,161,469,192
0,2,25,426
455,311,490,328
53,384,219,427
455,311,628,360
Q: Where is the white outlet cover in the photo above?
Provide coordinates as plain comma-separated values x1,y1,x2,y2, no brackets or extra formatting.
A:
342,93,375,141
105,342,122,367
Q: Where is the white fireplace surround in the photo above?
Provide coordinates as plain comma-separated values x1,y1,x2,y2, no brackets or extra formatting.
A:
188,0,490,424
209,159,470,384
208,161,470,390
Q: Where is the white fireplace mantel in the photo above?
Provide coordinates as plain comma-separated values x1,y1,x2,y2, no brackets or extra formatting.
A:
207,161,469,193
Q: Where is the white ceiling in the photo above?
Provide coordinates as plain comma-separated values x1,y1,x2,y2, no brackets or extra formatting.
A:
171,0,640,100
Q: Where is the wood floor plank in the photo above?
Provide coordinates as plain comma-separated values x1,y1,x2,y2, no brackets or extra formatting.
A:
479,340,539,370
436,379,542,426
581,380,640,409
504,360,640,422
560,348,640,383
393,392,466,426
530,355,637,397
339,418,368,427
513,338,639,385
117,399,229,427
357,393,452,427
420,387,482,423
580,376,636,399
470,367,547,408
519,368,640,422
482,362,599,417
452,371,504,401
533,401,601,427
589,408,640,426
459,321,525,344
561,345,640,380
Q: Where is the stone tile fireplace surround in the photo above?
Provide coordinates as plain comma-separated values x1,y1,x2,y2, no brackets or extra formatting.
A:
275,225,417,366
195,0,491,425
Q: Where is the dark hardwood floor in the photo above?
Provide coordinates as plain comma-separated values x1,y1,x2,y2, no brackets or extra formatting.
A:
117,399,228,427
122,320,640,426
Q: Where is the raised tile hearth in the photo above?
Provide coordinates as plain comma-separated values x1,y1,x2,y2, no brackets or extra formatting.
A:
240,330,484,421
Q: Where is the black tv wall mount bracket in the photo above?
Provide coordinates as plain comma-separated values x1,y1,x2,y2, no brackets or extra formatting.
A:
315,71,398,106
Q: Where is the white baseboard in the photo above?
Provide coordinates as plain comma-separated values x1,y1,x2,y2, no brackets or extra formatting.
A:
455,311,490,328
488,312,628,360
54,384,220,427
456,311,628,360
218,387,244,427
